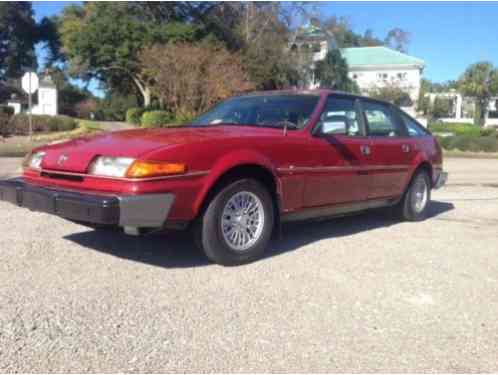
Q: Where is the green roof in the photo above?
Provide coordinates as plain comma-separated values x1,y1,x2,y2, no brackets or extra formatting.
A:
341,46,424,67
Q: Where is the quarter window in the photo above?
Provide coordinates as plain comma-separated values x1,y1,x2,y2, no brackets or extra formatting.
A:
401,113,428,137
318,97,361,136
362,101,401,137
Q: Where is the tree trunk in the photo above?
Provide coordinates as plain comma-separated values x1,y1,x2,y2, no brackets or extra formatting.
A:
132,75,151,107
143,86,151,108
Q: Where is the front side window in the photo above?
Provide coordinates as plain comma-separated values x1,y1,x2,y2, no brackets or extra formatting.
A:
317,96,361,136
362,101,401,137
191,95,320,129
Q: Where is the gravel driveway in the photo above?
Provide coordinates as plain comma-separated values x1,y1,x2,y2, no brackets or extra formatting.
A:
1,158,498,372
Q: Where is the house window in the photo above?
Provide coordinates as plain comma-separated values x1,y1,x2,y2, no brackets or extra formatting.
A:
397,72,407,80
352,74,358,80
377,73,388,81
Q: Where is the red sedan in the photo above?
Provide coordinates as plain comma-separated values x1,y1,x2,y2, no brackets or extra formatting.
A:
0,90,447,265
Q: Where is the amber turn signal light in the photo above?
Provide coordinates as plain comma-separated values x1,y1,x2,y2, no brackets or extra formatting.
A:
126,161,187,178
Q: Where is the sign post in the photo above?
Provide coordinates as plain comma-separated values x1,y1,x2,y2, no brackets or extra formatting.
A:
21,72,39,141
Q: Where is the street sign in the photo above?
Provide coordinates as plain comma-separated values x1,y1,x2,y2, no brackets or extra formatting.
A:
21,72,39,94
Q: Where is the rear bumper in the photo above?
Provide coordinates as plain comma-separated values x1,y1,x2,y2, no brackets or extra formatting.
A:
433,171,448,189
0,178,174,229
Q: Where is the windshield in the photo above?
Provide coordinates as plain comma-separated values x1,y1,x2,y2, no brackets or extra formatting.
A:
190,94,320,129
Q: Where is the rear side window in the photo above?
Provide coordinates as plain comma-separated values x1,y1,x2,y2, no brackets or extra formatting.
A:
401,113,429,137
362,101,401,137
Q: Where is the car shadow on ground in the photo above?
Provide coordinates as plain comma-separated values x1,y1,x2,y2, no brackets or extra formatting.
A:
64,200,454,269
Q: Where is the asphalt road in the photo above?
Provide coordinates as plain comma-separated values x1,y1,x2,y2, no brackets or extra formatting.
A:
1,157,498,372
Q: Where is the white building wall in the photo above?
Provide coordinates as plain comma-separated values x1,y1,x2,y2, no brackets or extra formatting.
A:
32,87,58,116
349,66,422,102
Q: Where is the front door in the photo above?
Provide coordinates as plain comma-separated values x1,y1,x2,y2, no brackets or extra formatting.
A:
304,95,371,208
360,100,414,199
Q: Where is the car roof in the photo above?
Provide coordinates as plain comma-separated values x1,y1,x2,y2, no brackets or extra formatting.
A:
240,89,393,106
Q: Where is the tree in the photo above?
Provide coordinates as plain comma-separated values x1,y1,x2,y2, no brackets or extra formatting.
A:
459,62,498,126
140,43,254,117
368,85,413,107
0,2,38,80
431,97,452,119
384,28,410,53
314,50,359,93
58,2,199,107
183,2,307,89
320,16,383,48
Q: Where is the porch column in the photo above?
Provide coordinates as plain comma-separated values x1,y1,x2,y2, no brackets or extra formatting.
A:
455,94,462,120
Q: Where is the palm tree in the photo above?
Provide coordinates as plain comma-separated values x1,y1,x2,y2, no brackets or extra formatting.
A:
459,62,498,126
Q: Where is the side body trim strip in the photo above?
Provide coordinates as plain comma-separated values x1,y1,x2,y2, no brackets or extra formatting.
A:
37,169,210,182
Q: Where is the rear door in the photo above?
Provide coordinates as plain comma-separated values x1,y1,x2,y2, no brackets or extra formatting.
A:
360,100,414,199
304,95,371,207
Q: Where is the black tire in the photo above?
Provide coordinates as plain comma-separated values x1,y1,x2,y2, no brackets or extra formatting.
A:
396,169,431,221
194,178,274,266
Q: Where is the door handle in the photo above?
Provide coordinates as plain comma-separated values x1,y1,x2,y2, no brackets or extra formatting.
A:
401,144,411,153
360,145,371,156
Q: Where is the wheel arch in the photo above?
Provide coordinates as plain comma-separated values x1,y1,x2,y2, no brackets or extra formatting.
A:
404,160,433,193
193,158,282,222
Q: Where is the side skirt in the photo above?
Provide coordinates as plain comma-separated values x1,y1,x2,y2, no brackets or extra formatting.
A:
281,197,400,223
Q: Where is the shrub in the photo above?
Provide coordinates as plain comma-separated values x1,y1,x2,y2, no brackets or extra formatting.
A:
172,112,194,125
431,97,452,119
480,128,497,137
74,98,98,119
126,107,145,125
0,106,15,136
368,85,413,107
5,114,77,135
437,135,498,152
95,94,138,121
428,122,480,137
141,111,172,128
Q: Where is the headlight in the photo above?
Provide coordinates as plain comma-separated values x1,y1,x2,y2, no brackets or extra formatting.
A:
88,156,187,179
23,151,46,170
88,156,135,177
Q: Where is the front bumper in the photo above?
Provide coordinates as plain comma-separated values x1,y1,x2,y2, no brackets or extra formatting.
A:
0,178,174,229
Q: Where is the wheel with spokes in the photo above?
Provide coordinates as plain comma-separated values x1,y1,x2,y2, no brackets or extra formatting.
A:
397,169,431,221
195,179,274,265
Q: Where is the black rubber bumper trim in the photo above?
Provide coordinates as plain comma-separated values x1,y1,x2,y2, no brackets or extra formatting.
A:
0,179,120,225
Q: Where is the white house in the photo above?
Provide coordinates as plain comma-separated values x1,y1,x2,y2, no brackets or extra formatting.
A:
342,46,425,102
290,25,425,107
31,74,58,116
427,91,498,127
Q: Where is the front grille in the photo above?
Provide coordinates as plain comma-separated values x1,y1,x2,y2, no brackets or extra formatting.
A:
41,171,84,182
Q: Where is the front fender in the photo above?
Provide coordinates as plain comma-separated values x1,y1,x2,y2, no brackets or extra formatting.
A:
192,149,280,216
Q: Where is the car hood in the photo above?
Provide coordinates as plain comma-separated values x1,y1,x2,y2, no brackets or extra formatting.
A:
38,126,264,173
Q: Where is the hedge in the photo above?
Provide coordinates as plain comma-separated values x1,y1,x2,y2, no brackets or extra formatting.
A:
428,122,481,137
5,114,78,135
140,110,173,128
0,106,15,136
437,135,498,153
126,107,145,125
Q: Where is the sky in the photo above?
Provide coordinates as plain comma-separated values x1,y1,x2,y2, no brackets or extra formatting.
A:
32,1,498,96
